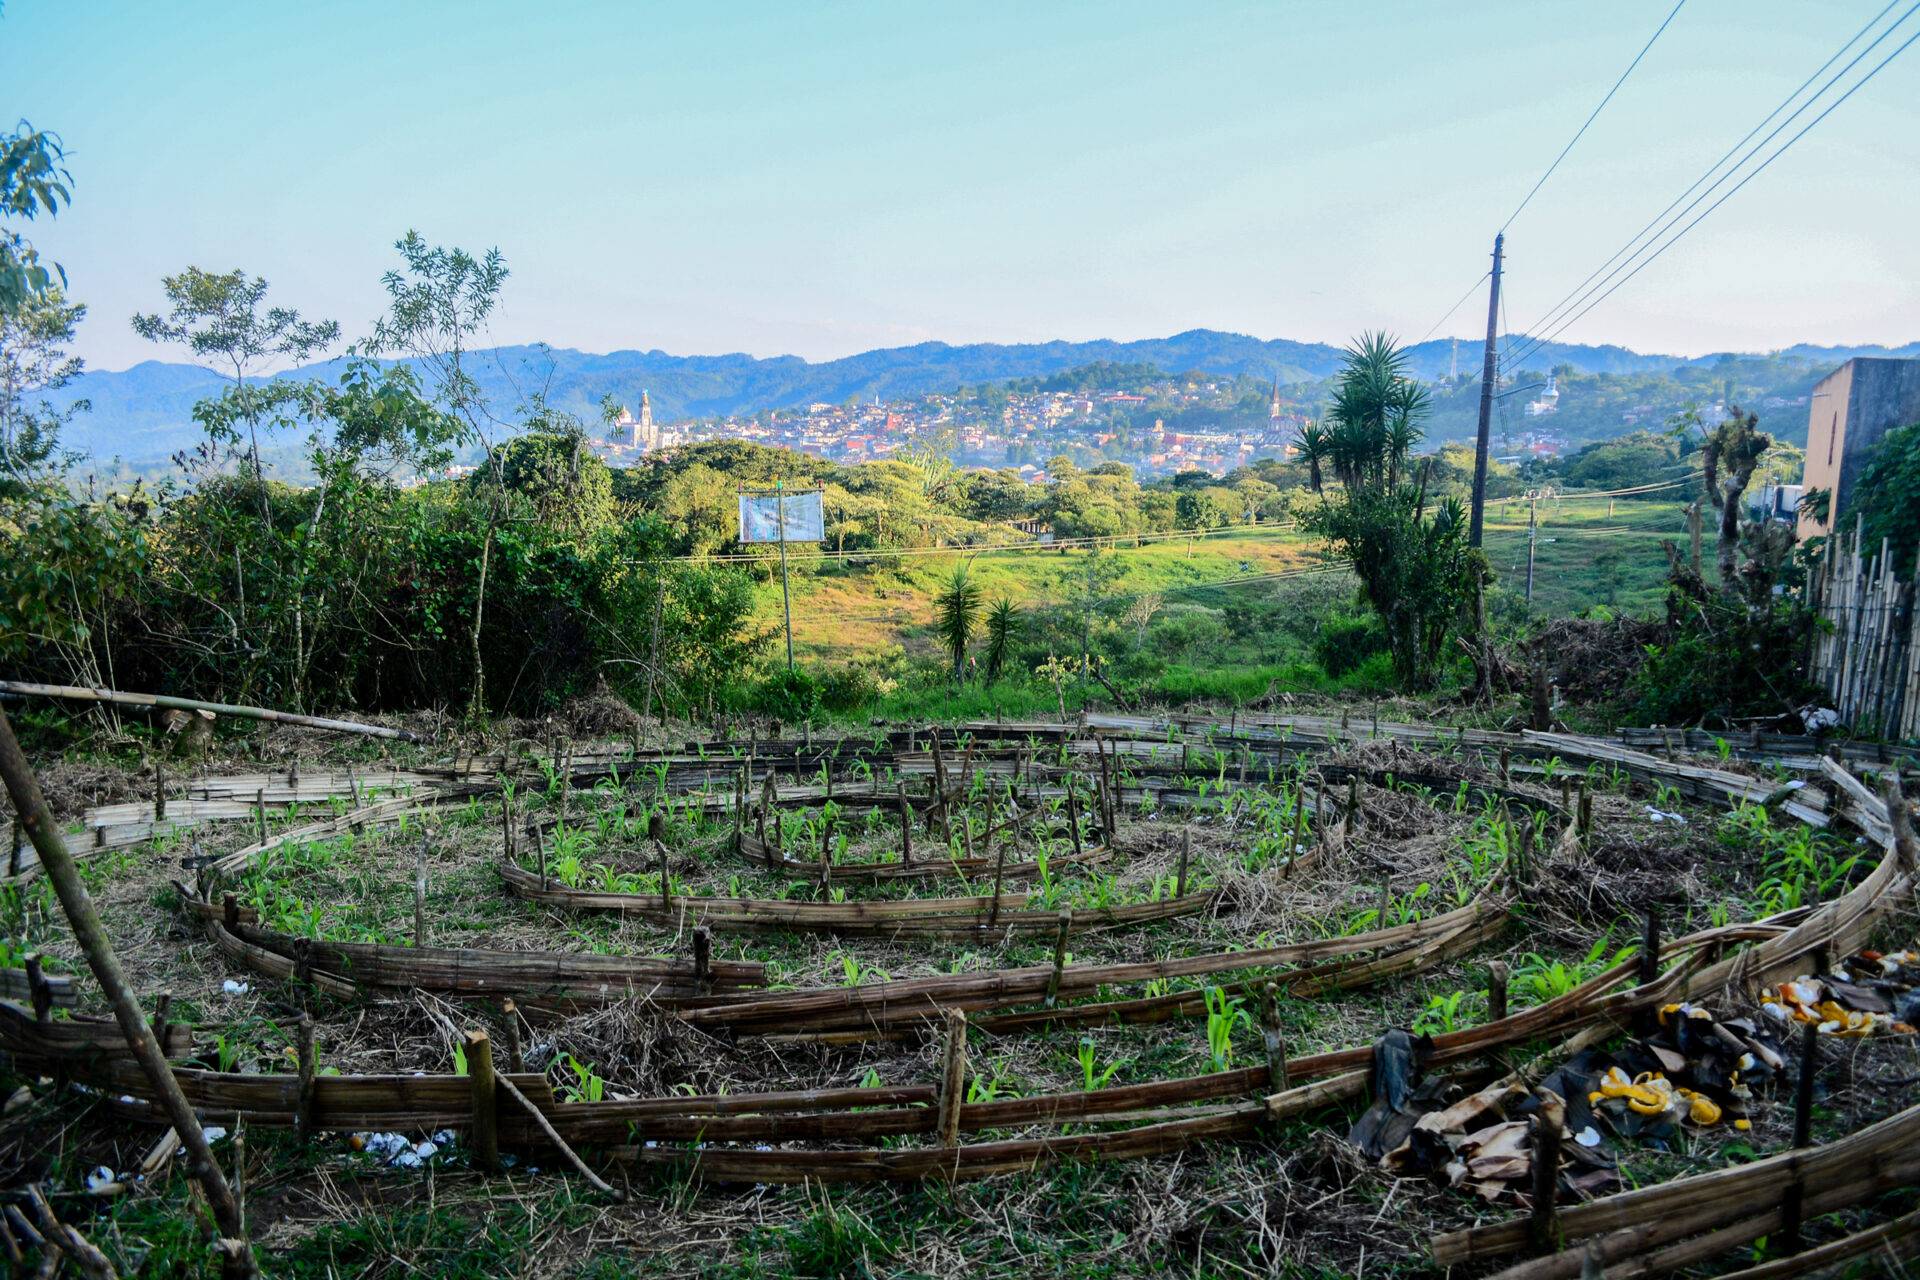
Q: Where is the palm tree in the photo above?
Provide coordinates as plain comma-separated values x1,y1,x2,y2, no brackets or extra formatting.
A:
983,595,1021,681
934,562,984,679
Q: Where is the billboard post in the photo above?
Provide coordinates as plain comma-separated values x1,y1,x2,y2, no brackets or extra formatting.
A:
737,483,824,672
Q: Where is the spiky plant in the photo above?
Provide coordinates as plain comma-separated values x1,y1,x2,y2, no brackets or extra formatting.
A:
933,562,984,679
982,595,1021,681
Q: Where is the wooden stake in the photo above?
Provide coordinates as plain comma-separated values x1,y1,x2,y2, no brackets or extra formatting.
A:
413,830,429,948
1783,1022,1820,1253
255,787,266,844
1488,960,1511,1074
1498,747,1511,788
1044,910,1072,1007
937,1010,968,1147
658,839,672,910
502,999,525,1073
1527,1093,1565,1256
1176,829,1192,899
155,750,166,823
898,782,913,864
465,1030,499,1171
294,1016,317,1142
1344,776,1360,836
988,835,1009,926
23,952,50,1024
693,925,712,996
1259,982,1288,1092
1065,783,1084,859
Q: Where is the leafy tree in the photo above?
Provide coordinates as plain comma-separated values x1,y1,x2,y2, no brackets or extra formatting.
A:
1842,422,1920,576
933,562,983,678
1174,490,1226,530
365,232,509,718
131,267,340,511
0,121,69,316
488,431,615,538
959,468,1031,523
0,289,85,497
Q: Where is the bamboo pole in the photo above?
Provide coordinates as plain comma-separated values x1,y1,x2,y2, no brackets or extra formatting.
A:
466,1030,499,1172
938,1010,968,1147
0,680,416,741
0,704,258,1278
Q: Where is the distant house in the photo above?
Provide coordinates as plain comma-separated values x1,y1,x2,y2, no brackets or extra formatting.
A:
1798,358,1920,540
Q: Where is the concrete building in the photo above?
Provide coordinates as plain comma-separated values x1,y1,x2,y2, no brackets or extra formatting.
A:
1798,357,1920,540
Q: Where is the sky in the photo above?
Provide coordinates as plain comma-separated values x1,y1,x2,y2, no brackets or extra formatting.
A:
9,0,1920,374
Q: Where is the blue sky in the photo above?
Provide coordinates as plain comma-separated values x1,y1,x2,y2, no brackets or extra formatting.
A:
11,0,1919,372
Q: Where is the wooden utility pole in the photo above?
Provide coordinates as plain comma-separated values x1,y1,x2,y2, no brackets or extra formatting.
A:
0,705,258,1278
1525,491,1539,606
1468,232,1505,548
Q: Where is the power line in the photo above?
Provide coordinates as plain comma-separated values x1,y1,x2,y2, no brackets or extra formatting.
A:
1503,2,1919,367
1501,0,1690,233
1417,271,1490,345
1508,14,1920,365
1504,0,1904,369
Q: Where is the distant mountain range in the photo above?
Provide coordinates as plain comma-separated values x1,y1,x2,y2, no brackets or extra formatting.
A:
48,330,1920,466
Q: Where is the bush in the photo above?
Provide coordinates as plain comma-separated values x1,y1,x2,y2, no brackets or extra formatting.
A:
816,664,877,714
753,666,822,722
1313,615,1390,677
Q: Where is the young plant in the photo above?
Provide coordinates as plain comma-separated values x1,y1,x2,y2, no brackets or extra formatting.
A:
1203,986,1251,1072
1076,1038,1123,1092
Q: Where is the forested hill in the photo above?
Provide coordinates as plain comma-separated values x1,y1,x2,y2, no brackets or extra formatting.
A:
51,329,1920,466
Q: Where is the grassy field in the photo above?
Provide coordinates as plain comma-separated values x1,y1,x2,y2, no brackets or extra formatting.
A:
742,496,1690,668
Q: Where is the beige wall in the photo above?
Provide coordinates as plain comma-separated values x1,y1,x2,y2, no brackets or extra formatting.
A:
1798,361,1853,541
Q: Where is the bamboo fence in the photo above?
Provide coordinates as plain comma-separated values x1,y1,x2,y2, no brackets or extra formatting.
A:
1808,517,1920,740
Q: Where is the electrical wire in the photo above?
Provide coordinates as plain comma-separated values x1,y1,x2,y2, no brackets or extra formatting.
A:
1504,1,1920,368
1417,271,1491,346
1501,0,1690,232
1504,0,1904,369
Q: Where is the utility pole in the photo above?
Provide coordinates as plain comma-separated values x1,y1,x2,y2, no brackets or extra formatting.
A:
776,479,794,671
1469,233,1505,548
1525,490,1539,607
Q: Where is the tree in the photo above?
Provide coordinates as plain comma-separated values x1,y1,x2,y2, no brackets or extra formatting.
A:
0,122,70,316
488,430,615,538
0,289,85,497
1842,422,1920,576
933,562,984,679
1174,490,1226,530
1298,334,1484,690
132,267,339,515
983,595,1021,681
1699,407,1770,595
365,232,508,718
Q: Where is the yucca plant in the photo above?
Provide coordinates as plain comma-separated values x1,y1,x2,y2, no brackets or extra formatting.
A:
933,561,984,679
982,594,1021,681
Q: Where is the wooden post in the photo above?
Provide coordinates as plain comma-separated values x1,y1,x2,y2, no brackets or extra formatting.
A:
693,925,712,996
1576,781,1593,845
658,839,672,910
500,793,515,860
1527,1093,1565,1256
1488,960,1511,1074
255,787,267,844
502,999,525,1074
152,992,172,1047
773,810,785,865
1176,829,1192,899
1259,982,1288,1092
222,892,239,931
1782,1022,1820,1253
937,1010,968,1147
534,822,548,890
988,835,1009,926
898,782,912,864
1498,747,1511,788
294,1016,317,1141
413,830,429,948
1376,880,1391,927
1044,910,1072,1007
155,750,166,823
1344,776,1360,836
23,952,51,1024
465,1030,499,1172
1065,783,1084,858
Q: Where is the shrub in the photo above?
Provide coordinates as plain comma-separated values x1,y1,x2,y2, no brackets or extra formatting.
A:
754,666,822,722
1314,615,1389,677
